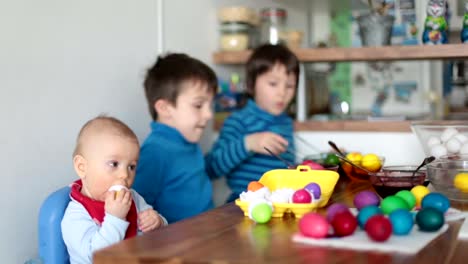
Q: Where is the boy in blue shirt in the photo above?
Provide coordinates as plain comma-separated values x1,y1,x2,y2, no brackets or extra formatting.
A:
133,53,217,223
205,44,300,203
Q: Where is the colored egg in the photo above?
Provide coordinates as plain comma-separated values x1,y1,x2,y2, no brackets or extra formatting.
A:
298,213,329,239
301,160,324,170
331,210,358,237
380,195,409,215
395,190,416,210
416,207,444,232
389,209,414,236
248,181,264,192
326,203,349,222
304,182,321,200
411,185,431,207
353,190,381,210
454,173,468,193
249,202,272,224
357,205,382,229
421,193,450,214
292,189,313,203
365,215,393,242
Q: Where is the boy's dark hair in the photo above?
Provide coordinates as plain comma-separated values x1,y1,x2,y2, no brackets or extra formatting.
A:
143,53,218,120
245,44,300,97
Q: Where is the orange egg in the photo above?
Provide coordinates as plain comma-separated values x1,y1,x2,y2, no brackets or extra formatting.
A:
248,181,264,192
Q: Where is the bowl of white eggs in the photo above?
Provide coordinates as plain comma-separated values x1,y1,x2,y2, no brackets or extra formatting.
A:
411,121,468,159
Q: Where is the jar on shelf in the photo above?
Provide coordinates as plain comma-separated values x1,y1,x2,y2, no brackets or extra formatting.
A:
259,8,287,45
219,22,250,51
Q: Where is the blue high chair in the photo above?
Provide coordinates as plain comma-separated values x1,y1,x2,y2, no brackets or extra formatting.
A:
38,186,71,264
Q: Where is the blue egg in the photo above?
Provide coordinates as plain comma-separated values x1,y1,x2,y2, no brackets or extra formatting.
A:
421,193,450,214
389,209,414,235
357,205,382,229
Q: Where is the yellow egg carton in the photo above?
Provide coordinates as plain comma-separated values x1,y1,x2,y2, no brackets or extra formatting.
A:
235,165,339,218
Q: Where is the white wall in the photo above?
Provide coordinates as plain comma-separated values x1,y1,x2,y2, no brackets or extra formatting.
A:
0,0,159,262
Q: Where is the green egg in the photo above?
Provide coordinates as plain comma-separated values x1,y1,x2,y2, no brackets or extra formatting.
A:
416,207,444,232
395,190,416,210
380,195,409,215
251,203,272,224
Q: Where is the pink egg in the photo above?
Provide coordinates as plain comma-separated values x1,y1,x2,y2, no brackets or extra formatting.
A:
301,160,324,170
326,203,349,222
299,213,330,238
292,189,312,203
353,191,380,210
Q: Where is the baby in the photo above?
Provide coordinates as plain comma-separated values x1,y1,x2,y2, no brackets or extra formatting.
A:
61,116,167,264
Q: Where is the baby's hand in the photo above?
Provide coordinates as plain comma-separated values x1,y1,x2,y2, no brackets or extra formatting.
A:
104,189,132,220
138,209,163,233
245,132,288,155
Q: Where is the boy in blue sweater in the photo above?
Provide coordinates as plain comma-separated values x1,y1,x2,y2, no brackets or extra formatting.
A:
133,53,217,223
205,44,300,203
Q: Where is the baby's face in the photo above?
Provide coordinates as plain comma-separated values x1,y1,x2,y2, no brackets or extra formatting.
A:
254,63,296,116
164,81,214,143
80,132,139,201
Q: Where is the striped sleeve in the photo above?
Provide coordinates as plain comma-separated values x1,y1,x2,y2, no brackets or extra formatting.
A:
205,115,253,179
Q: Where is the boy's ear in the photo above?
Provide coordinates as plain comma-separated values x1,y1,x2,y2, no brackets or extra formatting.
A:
154,99,172,119
73,155,87,180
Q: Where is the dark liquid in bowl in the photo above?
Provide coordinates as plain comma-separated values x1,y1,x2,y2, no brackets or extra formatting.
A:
370,173,426,198
372,184,413,198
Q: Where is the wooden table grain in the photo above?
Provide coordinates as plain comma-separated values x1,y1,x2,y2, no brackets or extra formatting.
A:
94,179,468,264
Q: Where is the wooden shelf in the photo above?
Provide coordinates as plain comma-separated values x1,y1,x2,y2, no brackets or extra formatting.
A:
214,119,413,132
213,44,468,64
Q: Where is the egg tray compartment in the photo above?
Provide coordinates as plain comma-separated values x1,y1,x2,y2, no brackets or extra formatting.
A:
235,165,339,218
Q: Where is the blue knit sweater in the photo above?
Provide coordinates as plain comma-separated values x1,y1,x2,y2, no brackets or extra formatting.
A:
133,122,214,223
205,99,295,202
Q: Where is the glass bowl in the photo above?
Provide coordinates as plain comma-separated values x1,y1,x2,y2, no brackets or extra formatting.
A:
411,121,468,158
426,160,468,202
370,166,427,198
341,156,385,181
302,153,340,172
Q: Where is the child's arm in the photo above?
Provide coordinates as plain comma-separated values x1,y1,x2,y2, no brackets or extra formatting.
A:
205,116,254,178
132,190,168,232
61,201,130,263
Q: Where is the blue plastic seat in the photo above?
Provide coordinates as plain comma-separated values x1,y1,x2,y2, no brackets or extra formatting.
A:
38,186,71,264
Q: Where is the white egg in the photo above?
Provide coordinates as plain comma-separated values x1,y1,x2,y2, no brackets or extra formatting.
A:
446,137,462,153
430,144,448,158
460,143,468,155
454,134,468,144
440,128,459,142
427,136,441,148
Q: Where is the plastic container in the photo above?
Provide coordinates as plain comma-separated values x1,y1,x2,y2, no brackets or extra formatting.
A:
235,165,339,218
219,22,250,51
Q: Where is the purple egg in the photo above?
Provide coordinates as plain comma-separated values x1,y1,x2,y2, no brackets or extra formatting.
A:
304,182,321,200
353,191,380,210
326,203,349,222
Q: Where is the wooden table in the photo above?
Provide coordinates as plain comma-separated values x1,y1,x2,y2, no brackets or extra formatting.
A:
94,179,468,264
